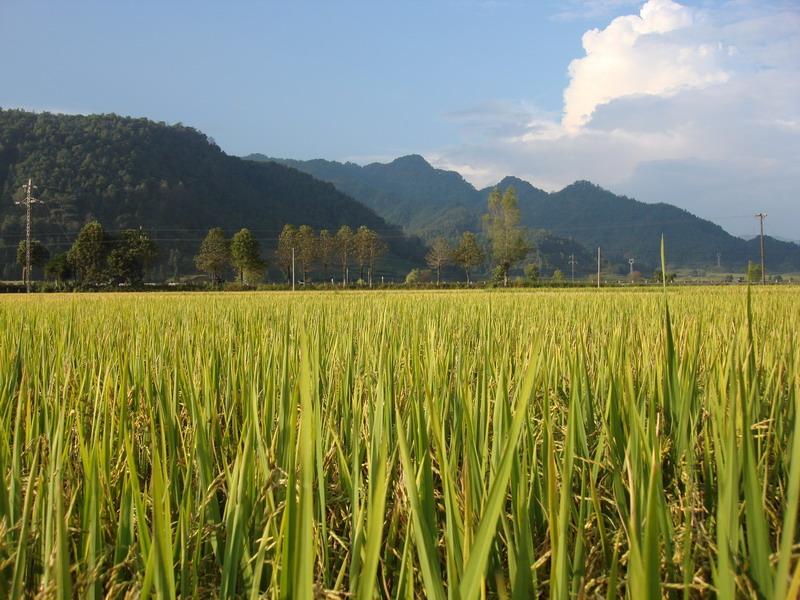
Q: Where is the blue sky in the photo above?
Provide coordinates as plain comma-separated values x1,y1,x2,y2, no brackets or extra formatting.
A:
0,1,591,157
1,0,798,239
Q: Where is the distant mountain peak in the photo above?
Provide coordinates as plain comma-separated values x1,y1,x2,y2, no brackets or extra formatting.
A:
562,180,603,192
388,154,431,167
379,154,440,173
497,175,526,184
495,175,546,193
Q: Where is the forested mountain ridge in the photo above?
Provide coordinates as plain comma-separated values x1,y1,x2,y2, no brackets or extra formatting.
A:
500,179,800,271
248,154,483,241
254,154,800,272
0,109,423,279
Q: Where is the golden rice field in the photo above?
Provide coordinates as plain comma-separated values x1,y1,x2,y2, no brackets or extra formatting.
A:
0,287,798,599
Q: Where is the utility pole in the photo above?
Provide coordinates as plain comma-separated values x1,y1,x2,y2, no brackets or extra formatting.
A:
369,246,374,288
15,179,43,293
628,257,635,275
597,247,601,289
716,252,721,269
291,246,296,291
755,213,767,284
568,253,577,283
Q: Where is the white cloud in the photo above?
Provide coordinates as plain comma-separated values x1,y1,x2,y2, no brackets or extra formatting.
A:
563,0,728,131
429,1,800,238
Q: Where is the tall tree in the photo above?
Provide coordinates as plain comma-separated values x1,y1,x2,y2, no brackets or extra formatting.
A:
317,229,335,282
44,253,71,284
367,233,388,287
67,221,108,285
230,228,265,284
354,226,387,287
425,237,451,285
353,226,373,283
16,240,50,282
483,187,529,286
194,227,230,284
276,224,297,283
335,225,354,287
107,229,158,284
296,225,317,283
452,231,485,284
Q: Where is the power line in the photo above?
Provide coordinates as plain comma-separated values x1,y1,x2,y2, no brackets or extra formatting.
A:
597,247,601,289
568,253,577,283
14,179,43,293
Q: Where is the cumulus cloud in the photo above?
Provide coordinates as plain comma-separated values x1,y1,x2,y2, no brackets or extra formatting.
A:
429,0,800,238
562,0,728,130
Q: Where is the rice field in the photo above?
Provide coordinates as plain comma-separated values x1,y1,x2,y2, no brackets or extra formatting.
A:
0,286,798,598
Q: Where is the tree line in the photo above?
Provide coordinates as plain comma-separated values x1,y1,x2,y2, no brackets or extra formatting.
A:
14,184,673,288
190,187,530,287
11,186,532,288
423,187,529,286
193,224,389,287
15,219,395,288
16,223,158,286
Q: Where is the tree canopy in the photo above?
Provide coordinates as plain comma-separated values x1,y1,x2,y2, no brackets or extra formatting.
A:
67,221,108,285
452,232,485,284
230,228,265,284
194,228,230,284
16,240,50,280
483,187,529,286
425,237,451,285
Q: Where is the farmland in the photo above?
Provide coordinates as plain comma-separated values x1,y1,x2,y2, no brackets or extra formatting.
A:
0,287,798,598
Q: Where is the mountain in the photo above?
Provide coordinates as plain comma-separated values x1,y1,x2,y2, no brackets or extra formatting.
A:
253,154,800,273
247,154,483,240
495,179,799,272
0,109,424,280
742,234,800,246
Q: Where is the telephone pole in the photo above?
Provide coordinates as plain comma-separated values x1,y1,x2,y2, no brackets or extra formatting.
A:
568,253,577,283
755,213,767,284
15,179,43,293
597,247,601,289
291,246,296,291
628,257,635,275
716,252,721,269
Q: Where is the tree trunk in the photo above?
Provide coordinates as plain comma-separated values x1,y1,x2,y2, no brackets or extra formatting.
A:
436,266,440,285
465,267,470,284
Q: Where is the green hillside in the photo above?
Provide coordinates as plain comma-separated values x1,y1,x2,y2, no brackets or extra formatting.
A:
496,179,800,273
249,154,482,241
0,109,424,280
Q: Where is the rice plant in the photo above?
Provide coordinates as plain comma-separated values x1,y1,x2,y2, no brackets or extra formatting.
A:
0,286,798,598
